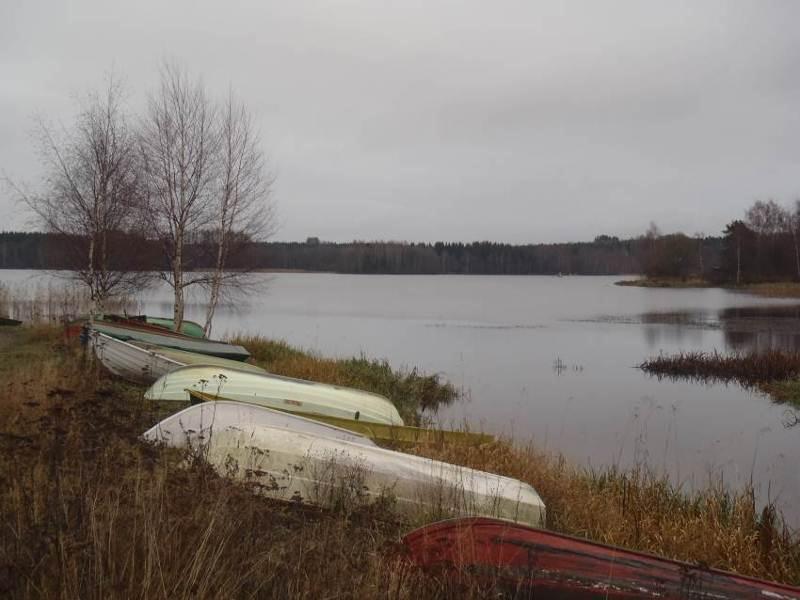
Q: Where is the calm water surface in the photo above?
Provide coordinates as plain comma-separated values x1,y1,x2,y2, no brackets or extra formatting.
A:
5,271,800,522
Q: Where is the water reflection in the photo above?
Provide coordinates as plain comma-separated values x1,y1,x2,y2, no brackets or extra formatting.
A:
719,305,800,352
633,304,800,353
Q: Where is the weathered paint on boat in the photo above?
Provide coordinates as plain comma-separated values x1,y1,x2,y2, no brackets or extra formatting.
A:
91,333,265,384
402,517,800,599
189,389,493,445
143,400,375,447
91,332,183,384
91,320,250,361
145,365,404,425
129,342,264,373
197,425,545,526
144,316,206,338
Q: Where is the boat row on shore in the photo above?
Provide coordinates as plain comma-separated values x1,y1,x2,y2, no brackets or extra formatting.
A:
88,315,544,526
85,314,800,596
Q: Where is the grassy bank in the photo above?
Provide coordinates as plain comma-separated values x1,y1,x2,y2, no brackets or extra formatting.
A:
1,327,799,598
741,282,800,298
615,277,712,288
616,277,800,298
640,350,800,407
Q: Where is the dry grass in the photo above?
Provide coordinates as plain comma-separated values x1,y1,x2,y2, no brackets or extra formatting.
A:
1,326,799,598
407,441,800,585
615,277,712,288
741,282,800,298
231,334,460,424
0,328,473,599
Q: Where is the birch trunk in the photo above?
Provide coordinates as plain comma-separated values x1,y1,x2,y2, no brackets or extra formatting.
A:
173,227,185,330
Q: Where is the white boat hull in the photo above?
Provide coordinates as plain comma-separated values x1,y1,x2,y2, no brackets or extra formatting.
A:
92,332,183,384
143,401,375,448
91,332,266,385
200,424,546,527
144,365,405,426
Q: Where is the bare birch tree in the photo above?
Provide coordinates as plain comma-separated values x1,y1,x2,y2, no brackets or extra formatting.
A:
202,92,275,336
6,74,145,316
139,63,219,331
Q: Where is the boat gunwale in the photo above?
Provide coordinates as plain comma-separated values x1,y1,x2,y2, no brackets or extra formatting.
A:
91,321,250,358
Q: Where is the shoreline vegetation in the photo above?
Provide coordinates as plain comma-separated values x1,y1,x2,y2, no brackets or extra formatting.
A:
640,350,800,407
616,277,800,298
1,325,800,597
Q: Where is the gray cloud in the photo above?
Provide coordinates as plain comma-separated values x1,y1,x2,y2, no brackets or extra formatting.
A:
2,0,800,242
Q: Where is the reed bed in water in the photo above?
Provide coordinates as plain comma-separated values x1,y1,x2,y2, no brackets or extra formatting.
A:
0,279,141,323
640,349,800,387
1,327,799,598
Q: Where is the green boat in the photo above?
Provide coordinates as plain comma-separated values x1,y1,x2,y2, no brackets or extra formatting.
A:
189,389,494,445
144,316,206,338
0,317,22,327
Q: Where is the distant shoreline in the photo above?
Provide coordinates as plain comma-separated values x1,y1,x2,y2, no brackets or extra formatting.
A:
616,277,800,298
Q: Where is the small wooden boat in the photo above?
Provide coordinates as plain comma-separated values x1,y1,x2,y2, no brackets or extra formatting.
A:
402,517,800,599
143,400,375,448
145,365,405,426
192,425,545,526
91,333,264,385
91,320,250,361
189,389,494,445
0,317,22,326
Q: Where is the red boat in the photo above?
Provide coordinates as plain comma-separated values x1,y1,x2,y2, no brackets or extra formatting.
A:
402,517,800,599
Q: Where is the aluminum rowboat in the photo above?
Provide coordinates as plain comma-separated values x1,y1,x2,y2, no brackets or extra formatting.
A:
91,332,264,385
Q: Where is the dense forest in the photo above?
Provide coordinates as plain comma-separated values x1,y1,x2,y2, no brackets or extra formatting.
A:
0,231,648,275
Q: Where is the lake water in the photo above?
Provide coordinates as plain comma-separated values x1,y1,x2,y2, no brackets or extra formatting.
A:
4,270,800,523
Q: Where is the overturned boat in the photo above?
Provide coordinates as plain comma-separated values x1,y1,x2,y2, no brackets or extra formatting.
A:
97,314,207,338
91,320,250,361
189,389,492,445
402,517,800,599
145,365,404,426
143,400,375,448
91,333,264,385
186,423,545,527
142,316,205,338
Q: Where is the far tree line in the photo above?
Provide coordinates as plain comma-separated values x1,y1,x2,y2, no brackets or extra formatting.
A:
4,63,274,336
0,231,670,276
3,201,796,284
641,199,800,284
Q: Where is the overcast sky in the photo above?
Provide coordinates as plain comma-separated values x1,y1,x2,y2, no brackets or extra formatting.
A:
2,1,799,243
